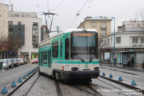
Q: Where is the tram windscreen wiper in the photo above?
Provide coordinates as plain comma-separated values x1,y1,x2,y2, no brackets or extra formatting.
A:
80,58,85,62
89,57,93,62
77,55,85,62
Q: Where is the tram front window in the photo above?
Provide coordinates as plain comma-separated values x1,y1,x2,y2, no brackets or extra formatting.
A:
71,32,98,60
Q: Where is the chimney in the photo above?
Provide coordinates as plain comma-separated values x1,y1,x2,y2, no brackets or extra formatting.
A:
10,4,13,12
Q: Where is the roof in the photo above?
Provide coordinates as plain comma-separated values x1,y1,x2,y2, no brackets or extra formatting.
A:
102,31,144,38
85,16,112,21
65,29,98,33
0,3,9,7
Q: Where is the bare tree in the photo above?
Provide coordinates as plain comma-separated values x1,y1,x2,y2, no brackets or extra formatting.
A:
0,37,23,58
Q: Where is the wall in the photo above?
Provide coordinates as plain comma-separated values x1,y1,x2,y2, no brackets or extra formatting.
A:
0,3,8,39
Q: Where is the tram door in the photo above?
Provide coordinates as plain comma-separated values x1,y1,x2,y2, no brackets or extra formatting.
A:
48,50,51,67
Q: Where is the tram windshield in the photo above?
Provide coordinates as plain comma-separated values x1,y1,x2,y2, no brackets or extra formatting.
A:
71,31,98,60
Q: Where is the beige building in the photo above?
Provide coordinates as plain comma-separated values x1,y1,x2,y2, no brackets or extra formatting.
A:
0,3,42,60
8,12,42,60
0,3,9,39
78,16,112,38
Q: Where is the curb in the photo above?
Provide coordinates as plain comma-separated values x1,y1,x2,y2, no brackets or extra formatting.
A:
99,75,144,94
7,67,39,96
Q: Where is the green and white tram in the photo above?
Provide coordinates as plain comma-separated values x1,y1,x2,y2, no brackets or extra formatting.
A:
39,29,100,81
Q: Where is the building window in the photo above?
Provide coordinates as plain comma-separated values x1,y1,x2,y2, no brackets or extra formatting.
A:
8,22,25,46
108,39,110,45
111,38,113,45
101,22,106,28
91,22,96,26
116,37,121,44
101,30,106,36
32,22,39,48
141,38,144,44
105,40,106,45
8,21,13,25
132,37,138,43
15,14,19,17
18,21,21,25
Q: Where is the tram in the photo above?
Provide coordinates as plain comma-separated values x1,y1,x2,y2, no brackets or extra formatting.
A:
38,29,100,81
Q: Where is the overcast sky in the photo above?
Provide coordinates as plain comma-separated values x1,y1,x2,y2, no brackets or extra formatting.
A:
1,0,144,32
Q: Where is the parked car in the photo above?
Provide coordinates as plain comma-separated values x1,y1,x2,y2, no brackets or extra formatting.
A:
12,58,19,67
23,58,27,64
31,58,38,64
0,59,9,70
18,58,24,65
7,58,14,68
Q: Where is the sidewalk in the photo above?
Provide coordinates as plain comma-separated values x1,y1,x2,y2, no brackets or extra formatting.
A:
100,63,144,72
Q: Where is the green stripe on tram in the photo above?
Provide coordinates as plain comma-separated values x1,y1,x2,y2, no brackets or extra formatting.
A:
55,60,99,64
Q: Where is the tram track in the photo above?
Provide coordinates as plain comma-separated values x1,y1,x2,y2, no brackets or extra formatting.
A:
24,74,40,96
55,81,63,96
6,72,143,96
72,84,103,96
87,85,103,96
37,72,63,96
7,68,39,96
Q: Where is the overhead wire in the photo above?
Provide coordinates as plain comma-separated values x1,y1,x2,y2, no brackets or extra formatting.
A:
69,0,89,28
47,0,50,11
52,0,65,11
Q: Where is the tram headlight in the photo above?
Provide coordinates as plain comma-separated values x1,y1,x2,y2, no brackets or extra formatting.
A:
71,67,78,71
94,67,99,71
62,66,64,71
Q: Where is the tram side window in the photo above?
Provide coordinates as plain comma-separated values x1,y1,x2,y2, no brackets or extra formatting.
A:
60,40,62,58
48,50,51,67
38,52,41,65
65,38,69,59
40,52,43,66
42,52,47,64
52,41,58,58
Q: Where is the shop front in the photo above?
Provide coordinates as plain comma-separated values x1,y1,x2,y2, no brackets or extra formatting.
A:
31,52,38,59
122,52,136,67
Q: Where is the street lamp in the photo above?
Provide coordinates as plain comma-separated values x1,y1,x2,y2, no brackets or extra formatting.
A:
111,17,116,66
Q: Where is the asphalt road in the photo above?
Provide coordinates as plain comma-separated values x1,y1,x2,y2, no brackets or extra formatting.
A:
0,64,38,87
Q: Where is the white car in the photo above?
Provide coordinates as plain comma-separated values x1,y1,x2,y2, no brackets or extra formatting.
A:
23,58,27,64
18,58,24,65
0,59,9,70
12,58,19,67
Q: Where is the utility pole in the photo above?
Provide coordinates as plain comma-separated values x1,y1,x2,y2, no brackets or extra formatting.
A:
112,17,116,66
42,12,57,38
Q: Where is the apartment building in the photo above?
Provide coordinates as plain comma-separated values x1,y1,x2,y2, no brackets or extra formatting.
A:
101,21,144,69
78,16,112,38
